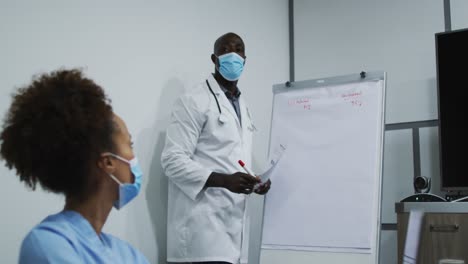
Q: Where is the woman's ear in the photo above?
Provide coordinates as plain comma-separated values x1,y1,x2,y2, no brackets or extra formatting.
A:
97,153,116,175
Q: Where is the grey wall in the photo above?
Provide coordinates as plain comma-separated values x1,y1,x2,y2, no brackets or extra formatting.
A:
0,1,289,263
2,1,467,263
451,0,468,30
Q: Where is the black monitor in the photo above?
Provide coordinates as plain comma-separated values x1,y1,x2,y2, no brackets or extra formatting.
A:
436,28,468,192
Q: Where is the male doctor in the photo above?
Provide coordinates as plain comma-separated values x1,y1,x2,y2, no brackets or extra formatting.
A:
161,32,272,264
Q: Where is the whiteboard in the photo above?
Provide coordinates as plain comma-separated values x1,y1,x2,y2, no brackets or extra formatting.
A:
259,72,386,264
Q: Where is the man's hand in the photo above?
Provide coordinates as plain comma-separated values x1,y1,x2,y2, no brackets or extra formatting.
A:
223,172,261,194
254,179,271,195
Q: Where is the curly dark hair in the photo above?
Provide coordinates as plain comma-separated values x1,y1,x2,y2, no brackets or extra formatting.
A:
0,69,116,200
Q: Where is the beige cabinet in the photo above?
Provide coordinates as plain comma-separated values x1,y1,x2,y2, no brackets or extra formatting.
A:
396,202,468,264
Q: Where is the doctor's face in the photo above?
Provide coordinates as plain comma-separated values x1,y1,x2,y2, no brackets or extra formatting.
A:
215,34,245,58
212,33,246,66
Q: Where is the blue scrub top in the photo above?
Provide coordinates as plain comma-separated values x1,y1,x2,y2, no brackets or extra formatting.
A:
19,210,149,264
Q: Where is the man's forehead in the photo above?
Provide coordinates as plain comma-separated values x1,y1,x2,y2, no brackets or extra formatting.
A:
215,34,244,48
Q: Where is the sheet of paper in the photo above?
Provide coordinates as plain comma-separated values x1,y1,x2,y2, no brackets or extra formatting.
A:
259,144,286,183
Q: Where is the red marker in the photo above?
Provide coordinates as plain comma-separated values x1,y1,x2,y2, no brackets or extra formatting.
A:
238,160,255,176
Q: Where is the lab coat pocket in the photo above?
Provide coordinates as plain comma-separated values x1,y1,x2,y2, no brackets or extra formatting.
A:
246,119,257,133
208,188,234,211
204,112,240,148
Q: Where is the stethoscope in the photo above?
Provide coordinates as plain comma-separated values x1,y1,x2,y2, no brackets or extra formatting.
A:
206,79,227,124
206,79,257,132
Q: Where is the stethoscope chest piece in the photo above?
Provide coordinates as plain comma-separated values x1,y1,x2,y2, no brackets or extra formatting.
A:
218,114,227,124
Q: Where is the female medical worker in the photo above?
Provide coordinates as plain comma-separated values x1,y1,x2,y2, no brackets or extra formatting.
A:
0,69,149,264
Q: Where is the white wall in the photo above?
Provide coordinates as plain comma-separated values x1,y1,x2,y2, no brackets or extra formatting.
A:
258,0,444,264
0,1,289,263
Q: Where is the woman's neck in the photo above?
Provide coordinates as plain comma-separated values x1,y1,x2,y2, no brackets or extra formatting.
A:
64,194,113,235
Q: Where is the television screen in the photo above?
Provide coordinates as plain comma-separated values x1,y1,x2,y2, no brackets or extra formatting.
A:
436,28,468,191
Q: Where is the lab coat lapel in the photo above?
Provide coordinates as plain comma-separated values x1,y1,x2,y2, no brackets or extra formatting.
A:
207,75,242,131
239,97,249,137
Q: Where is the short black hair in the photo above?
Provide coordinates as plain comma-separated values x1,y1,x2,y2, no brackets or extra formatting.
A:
213,32,244,54
0,69,115,200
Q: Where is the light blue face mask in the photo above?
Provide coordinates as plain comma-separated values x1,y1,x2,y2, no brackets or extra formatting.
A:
107,154,143,210
217,52,245,81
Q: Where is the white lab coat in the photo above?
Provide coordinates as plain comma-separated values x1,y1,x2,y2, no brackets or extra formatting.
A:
161,74,255,264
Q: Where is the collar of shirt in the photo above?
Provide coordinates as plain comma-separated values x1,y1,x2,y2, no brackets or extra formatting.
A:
61,210,105,246
211,73,242,100
220,85,241,101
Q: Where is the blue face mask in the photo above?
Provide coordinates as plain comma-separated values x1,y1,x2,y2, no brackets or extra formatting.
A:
107,154,143,210
217,52,245,81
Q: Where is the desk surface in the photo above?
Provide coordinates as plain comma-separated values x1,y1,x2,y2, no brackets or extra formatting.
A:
395,202,468,213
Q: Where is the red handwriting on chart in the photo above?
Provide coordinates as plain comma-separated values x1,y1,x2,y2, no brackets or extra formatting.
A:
341,91,363,107
288,97,312,110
